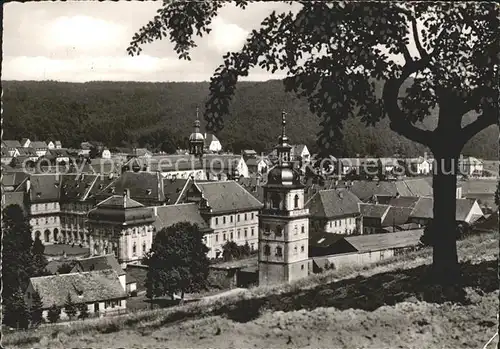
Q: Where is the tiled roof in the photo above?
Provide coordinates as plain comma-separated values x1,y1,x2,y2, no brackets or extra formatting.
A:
88,195,155,225
153,203,210,232
30,141,48,149
3,140,22,148
3,191,26,213
343,229,424,253
163,177,191,205
309,231,346,248
60,174,98,202
306,188,361,219
28,174,62,202
195,180,263,214
17,147,38,157
359,203,390,218
381,206,413,227
375,195,420,208
473,212,498,232
3,171,29,188
410,197,481,222
72,255,125,276
29,270,127,309
349,179,432,202
459,180,497,195
96,172,164,204
147,155,204,172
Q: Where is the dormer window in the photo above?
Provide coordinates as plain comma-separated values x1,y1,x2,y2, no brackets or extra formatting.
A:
146,189,152,195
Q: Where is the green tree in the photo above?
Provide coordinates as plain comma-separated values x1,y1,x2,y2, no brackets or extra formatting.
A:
89,146,99,159
3,288,30,329
143,222,209,300
240,241,251,257
64,293,77,320
32,236,49,276
222,241,241,261
47,304,61,323
77,303,89,320
129,2,498,285
30,289,44,326
2,205,36,304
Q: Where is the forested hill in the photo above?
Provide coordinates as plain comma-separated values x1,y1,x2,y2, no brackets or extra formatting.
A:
2,80,497,159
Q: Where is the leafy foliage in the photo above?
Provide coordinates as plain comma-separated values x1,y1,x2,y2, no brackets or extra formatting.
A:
30,290,44,326
2,205,36,302
3,288,30,329
47,304,61,323
221,241,252,261
64,293,77,319
143,222,210,299
77,303,89,320
32,236,49,276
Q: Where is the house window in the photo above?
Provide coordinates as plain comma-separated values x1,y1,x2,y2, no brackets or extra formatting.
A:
215,218,219,225
264,245,271,256
294,194,299,208
294,226,298,235
251,243,255,251
132,242,137,255
223,233,227,241
301,245,305,253
244,228,248,237
251,228,255,237
142,242,146,253
329,221,332,228
276,225,282,236
301,264,305,270
335,221,337,227
294,246,298,255
223,216,226,224
230,216,233,223
251,213,254,220
276,246,283,257
230,231,233,240
216,234,219,242
271,193,281,209
301,226,305,234
244,213,248,221
237,229,241,238
237,215,240,222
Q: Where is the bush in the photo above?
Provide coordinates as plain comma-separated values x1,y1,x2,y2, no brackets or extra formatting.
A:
77,303,89,320
47,304,61,323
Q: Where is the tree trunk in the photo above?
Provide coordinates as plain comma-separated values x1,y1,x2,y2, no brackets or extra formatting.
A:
431,155,460,285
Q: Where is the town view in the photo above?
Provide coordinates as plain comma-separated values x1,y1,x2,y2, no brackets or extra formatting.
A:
1,1,499,349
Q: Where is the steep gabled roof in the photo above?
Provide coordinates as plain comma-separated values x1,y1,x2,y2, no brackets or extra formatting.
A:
3,140,22,148
359,203,391,219
381,206,413,227
29,270,127,309
28,174,62,202
410,197,482,222
30,141,48,149
59,174,98,202
306,188,361,219
72,255,125,276
153,203,210,232
194,180,263,214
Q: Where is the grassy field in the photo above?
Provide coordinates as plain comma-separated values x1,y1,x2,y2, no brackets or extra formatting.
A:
3,232,498,349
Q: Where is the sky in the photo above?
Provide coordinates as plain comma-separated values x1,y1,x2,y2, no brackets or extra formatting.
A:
3,1,300,82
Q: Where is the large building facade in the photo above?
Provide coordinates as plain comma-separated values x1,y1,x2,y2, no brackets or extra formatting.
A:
258,112,310,286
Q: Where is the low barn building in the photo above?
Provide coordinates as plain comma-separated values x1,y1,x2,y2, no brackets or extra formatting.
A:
25,270,127,322
310,229,423,273
409,197,484,226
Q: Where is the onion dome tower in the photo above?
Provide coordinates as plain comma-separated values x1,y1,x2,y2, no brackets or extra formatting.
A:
258,111,309,286
189,107,205,158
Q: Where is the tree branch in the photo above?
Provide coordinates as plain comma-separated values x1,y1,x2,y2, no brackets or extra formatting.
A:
461,112,497,144
398,7,428,59
383,59,434,146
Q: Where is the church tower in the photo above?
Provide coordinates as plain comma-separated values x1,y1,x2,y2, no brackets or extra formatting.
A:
258,111,310,286
189,107,205,158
